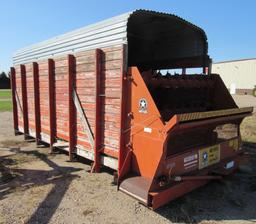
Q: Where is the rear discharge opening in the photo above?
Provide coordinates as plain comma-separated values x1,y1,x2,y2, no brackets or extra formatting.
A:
145,69,214,121
140,68,237,122
138,67,240,157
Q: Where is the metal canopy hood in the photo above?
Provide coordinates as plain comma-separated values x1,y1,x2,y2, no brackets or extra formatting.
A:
13,9,209,69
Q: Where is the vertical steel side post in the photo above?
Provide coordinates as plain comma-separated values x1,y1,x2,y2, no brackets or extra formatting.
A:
10,67,18,134
118,45,128,177
48,59,56,152
33,62,41,144
20,64,29,139
68,55,76,161
92,49,102,172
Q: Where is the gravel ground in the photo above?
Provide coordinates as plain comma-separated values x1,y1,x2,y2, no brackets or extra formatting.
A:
0,110,256,224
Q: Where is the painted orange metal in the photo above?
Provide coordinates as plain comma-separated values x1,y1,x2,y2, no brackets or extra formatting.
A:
150,179,209,209
149,155,243,209
118,66,253,209
128,67,165,177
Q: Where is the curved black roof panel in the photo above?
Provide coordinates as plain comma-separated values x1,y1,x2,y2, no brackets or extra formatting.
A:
128,10,208,69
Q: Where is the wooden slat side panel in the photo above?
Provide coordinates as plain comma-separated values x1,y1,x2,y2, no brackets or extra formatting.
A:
13,44,124,159
54,57,69,141
10,67,18,133
38,60,50,135
24,63,36,134
74,45,123,155
100,47,123,155
14,65,24,131
74,49,97,151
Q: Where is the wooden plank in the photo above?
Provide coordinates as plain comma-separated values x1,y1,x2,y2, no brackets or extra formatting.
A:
10,67,19,134
54,57,69,140
15,90,23,115
20,64,29,139
25,63,35,137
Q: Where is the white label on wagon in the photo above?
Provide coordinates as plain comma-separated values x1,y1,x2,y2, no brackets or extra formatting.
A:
184,154,198,163
225,161,234,169
184,154,198,170
144,127,152,133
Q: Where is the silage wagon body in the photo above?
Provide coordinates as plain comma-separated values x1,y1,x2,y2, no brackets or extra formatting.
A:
11,10,253,209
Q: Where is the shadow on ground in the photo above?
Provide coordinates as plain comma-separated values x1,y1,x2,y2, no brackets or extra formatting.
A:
0,147,82,224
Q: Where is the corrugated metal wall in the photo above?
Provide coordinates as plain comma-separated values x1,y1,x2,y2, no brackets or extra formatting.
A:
13,12,130,65
212,59,256,92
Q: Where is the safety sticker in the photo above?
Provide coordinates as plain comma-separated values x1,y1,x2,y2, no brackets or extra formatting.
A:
184,154,198,170
199,145,220,169
144,127,152,133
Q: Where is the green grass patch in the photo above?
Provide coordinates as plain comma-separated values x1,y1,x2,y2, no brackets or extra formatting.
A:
0,89,11,99
0,100,12,111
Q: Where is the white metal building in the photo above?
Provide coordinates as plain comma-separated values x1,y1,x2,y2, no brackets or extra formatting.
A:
212,58,256,95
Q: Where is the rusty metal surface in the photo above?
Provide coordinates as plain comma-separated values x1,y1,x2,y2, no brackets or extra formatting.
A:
119,176,152,205
150,180,209,209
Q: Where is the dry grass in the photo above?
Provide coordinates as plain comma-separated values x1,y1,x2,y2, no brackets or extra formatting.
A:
241,113,256,143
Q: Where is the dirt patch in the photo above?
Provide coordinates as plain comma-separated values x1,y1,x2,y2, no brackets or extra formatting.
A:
0,139,29,148
0,111,256,224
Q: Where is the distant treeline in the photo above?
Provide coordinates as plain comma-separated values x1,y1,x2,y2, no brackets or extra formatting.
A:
0,72,10,89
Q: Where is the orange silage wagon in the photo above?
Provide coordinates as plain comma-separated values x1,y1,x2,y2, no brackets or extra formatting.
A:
11,10,253,209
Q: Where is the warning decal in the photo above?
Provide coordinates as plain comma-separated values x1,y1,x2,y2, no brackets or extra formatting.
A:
199,145,220,170
184,154,198,170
